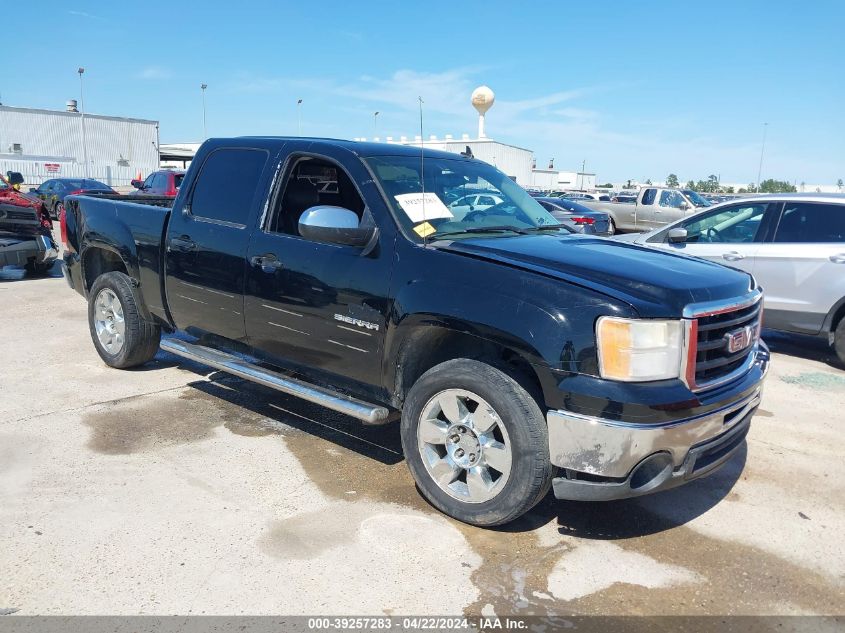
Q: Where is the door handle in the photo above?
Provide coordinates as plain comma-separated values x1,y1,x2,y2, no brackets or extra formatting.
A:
830,254,845,264
251,254,283,273
722,251,744,261
169,235,196,252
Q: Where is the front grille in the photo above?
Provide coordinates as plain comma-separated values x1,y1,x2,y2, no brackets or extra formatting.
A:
0,207,37,222
691,299,761,388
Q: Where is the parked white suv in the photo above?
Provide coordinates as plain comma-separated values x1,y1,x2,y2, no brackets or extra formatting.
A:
615,195,845,362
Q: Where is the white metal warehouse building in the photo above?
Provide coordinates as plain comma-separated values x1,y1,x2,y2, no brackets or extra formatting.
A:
0,105,160,186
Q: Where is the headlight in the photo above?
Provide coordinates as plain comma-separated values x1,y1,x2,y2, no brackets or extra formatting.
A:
596,317,684,382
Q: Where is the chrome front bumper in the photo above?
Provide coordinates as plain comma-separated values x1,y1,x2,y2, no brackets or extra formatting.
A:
547,345,769,501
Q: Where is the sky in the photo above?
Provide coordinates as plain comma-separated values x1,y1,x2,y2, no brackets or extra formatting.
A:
3,0,844,184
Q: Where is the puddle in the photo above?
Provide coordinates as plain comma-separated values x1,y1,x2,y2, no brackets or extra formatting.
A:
780,372,845,391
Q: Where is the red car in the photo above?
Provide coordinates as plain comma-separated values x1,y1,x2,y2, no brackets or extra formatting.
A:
0,172,57,275
131,170,185,197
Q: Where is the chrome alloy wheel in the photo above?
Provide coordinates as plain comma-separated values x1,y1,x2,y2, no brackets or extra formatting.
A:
93,288,125,354
417,389,513,503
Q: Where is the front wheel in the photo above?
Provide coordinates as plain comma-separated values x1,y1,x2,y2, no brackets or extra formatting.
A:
88,271,161,368
400,359,554,527
834,318,845,366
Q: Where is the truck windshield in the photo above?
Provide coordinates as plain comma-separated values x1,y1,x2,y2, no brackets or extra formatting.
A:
366,155,560,240
681,189,712,207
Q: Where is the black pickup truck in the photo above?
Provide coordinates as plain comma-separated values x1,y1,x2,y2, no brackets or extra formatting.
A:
63,138,769,526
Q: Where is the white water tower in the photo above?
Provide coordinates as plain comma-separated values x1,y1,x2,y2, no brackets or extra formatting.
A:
471,85,495,139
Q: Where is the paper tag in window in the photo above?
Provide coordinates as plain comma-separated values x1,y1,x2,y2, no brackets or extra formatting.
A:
413,221,436,238
394,193,453,223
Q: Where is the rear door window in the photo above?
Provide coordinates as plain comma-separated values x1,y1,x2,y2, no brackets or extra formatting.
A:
190,148,269,226
659,190,685,208
774,202,845,243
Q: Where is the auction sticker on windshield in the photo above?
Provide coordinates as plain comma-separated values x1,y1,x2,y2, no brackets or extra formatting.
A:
394,193,453,223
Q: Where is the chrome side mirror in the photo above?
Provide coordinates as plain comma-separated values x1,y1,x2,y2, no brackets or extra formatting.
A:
667,227,688,243
298,205,375,248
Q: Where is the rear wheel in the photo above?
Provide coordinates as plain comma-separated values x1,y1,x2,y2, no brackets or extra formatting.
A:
834,317,845,365
400,359,554,527
608,217,617,235
88,271,161,368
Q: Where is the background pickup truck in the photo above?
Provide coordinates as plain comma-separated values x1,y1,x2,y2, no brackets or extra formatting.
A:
62,137,769,527
0,172,58,275
582,186,712,233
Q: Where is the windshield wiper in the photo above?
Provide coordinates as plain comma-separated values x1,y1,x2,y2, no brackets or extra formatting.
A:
521,224,570,232
432,225,531,238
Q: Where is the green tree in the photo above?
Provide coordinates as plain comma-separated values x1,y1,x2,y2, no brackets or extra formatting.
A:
738,188,748,193
666,173,679,188
759,179,797,193
837,178,843,191
598,182,614,189
686,180,696,191
707,175,719,193
645,179,653,185
723,186,735,194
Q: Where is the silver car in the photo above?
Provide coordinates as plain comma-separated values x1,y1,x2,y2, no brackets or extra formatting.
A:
615,195,845,363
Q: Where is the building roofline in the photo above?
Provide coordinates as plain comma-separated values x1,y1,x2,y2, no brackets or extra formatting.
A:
0,105,158,126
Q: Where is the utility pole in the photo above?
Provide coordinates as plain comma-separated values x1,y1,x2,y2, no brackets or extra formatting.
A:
580,159,586,190
373,111,379,139
756,122,768,192
201,84,208,140
297,99,303,136
78,67,88,178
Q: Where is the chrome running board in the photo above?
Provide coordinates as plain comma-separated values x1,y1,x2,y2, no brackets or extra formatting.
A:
160,338,391,425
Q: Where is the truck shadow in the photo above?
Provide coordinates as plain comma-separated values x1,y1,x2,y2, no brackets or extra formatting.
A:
762,329,843,370
179,366,744,537
505,443,746,538
185,372,405,466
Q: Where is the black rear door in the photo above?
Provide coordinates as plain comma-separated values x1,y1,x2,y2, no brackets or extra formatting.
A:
164,146,274,342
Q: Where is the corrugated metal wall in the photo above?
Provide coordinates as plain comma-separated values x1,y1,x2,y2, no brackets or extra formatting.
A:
0,106,159,186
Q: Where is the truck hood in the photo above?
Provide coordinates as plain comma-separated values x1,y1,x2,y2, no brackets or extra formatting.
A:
437,234,754,317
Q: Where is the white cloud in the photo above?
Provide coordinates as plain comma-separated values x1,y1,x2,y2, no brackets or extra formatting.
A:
67,10,103,20
137,66,173,81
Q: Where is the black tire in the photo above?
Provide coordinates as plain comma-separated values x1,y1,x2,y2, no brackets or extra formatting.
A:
400,358,555,527
608,217,617,235
834,317,845,366
88,271,161,369
24,260,53,277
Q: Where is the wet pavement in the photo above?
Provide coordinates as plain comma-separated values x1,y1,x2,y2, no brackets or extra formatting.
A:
1,272,843,616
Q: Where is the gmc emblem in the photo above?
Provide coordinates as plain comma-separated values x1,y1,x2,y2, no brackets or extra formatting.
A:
725,326,754,354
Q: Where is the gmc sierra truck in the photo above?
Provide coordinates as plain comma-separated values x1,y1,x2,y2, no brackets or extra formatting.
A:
62,138,769,527
582,186,712,233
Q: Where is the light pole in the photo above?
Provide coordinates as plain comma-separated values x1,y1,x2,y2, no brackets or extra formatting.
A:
78,67,88,178
756,122,768,192
580,159,586,190
201,84,208,140
373,111,379,139
297,99,303,136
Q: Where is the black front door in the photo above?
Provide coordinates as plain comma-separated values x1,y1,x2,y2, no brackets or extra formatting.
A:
244,148,393,390
164,146,273,342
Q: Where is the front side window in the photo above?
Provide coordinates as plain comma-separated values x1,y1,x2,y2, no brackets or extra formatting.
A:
366,155,559,240
659,190,685,208
678,203,767,243
268,155,365,237
774,203,845,243
641,188,657,205
191,148,268,225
